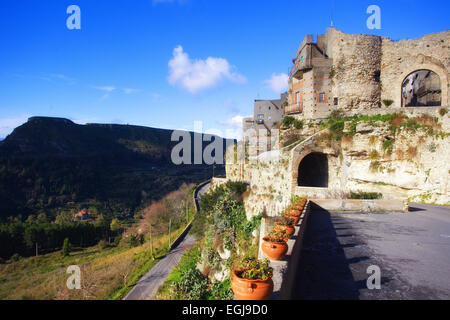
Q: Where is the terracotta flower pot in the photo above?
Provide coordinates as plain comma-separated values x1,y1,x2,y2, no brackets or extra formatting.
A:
262,238,288,260
275,225,295,240
289,209,302,217
285,215,299,226
231,270,274,300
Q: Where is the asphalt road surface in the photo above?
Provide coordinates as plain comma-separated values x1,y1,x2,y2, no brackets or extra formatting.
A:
124,182,210,300
293,203,450,300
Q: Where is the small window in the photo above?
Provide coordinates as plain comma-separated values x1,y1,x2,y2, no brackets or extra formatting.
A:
296,92,300,105
319,93,325,103
334,97,339,106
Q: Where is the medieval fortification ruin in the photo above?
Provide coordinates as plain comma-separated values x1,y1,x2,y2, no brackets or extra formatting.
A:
216,27,450,219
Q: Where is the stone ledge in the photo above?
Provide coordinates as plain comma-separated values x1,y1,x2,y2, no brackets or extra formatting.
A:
256,201,311,300
310,199,408,213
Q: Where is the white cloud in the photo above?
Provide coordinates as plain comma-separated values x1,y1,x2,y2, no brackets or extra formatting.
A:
123,88,140,94
92,86,116,100
0,115,30,138
168,46,246,94
218,115,251,140
92,86,116,92
264,73,289,93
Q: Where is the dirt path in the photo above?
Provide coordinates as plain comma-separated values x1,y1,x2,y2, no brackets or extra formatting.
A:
123,182,210,300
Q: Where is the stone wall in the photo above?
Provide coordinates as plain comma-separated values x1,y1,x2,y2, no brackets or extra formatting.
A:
328,28,383,112
381,30,450,108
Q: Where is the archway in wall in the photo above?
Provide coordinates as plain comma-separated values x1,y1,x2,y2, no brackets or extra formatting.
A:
401,69,441,107
297,152,328,187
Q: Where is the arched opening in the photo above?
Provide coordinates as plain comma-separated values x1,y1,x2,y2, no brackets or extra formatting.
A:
401,69,441,107
297,152,328,187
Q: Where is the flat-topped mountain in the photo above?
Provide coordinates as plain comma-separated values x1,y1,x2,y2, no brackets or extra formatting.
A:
0,117,233,220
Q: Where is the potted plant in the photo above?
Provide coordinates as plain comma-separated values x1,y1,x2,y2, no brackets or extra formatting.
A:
262,229,288,260
275,217,295,240
232,257,274,300
283,211,300,226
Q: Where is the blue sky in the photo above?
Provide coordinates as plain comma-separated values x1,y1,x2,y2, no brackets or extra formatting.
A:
0,0,448,139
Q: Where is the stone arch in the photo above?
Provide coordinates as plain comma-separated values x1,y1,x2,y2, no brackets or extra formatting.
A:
291,146,330,189
395,63,448,108
401,69,442,107
297,152,329,187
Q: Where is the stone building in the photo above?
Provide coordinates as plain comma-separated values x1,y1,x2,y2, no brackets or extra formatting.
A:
221,28,450,219
285,28,450,119
242,94,287,156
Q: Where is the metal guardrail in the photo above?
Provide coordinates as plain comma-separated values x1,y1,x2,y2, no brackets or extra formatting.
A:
169,180,211,250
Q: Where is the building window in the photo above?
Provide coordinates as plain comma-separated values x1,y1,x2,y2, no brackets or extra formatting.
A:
334,97,339,106
257,114,264,124
319,93,325,103
296,92,300,105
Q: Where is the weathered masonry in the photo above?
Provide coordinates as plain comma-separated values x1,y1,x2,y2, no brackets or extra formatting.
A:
284,28,450,119
222,28,450,219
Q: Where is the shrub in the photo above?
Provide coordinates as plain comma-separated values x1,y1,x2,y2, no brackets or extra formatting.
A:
98,240,109,249
9,253,22,263
62,238,71,257
439,108,448,117
293,119,304,130
349,192,382,200
282,116,295,128
175,268,209,300
208,279,234,300
369,150,380,160
369,160,383,173
113,235,122,247
382,139,394,154
382,99,394,107
129,234,144,248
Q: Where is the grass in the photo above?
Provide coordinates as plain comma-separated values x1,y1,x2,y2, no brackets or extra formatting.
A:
0,224,187,300
349,191,383,200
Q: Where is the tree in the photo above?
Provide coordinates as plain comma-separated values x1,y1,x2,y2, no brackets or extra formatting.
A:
62,238,71,257
110,218,121,233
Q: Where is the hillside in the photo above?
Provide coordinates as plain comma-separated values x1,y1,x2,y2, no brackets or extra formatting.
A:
0,117,233,221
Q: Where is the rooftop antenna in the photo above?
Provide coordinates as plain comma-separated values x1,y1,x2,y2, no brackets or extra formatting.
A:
331,0,334,28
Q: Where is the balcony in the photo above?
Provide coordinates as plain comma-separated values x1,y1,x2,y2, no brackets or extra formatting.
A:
285,104,303,115
289,60,313,79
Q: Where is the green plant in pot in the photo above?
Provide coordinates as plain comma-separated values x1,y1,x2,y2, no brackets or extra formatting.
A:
232,257,274,300
275,216,295,240
262,228,288,261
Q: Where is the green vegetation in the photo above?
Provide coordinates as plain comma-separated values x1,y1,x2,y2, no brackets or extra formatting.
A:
0,117,227,222
349,191,383,200
282,116,304,130
235,257,272,280
382,99,394,107
62,238,71,257
320,112,448,155
0,183,195,300
382,139,394,154
157,181,261,300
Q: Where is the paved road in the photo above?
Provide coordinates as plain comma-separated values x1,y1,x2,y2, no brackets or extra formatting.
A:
293,203,450,300
124,183,210,300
